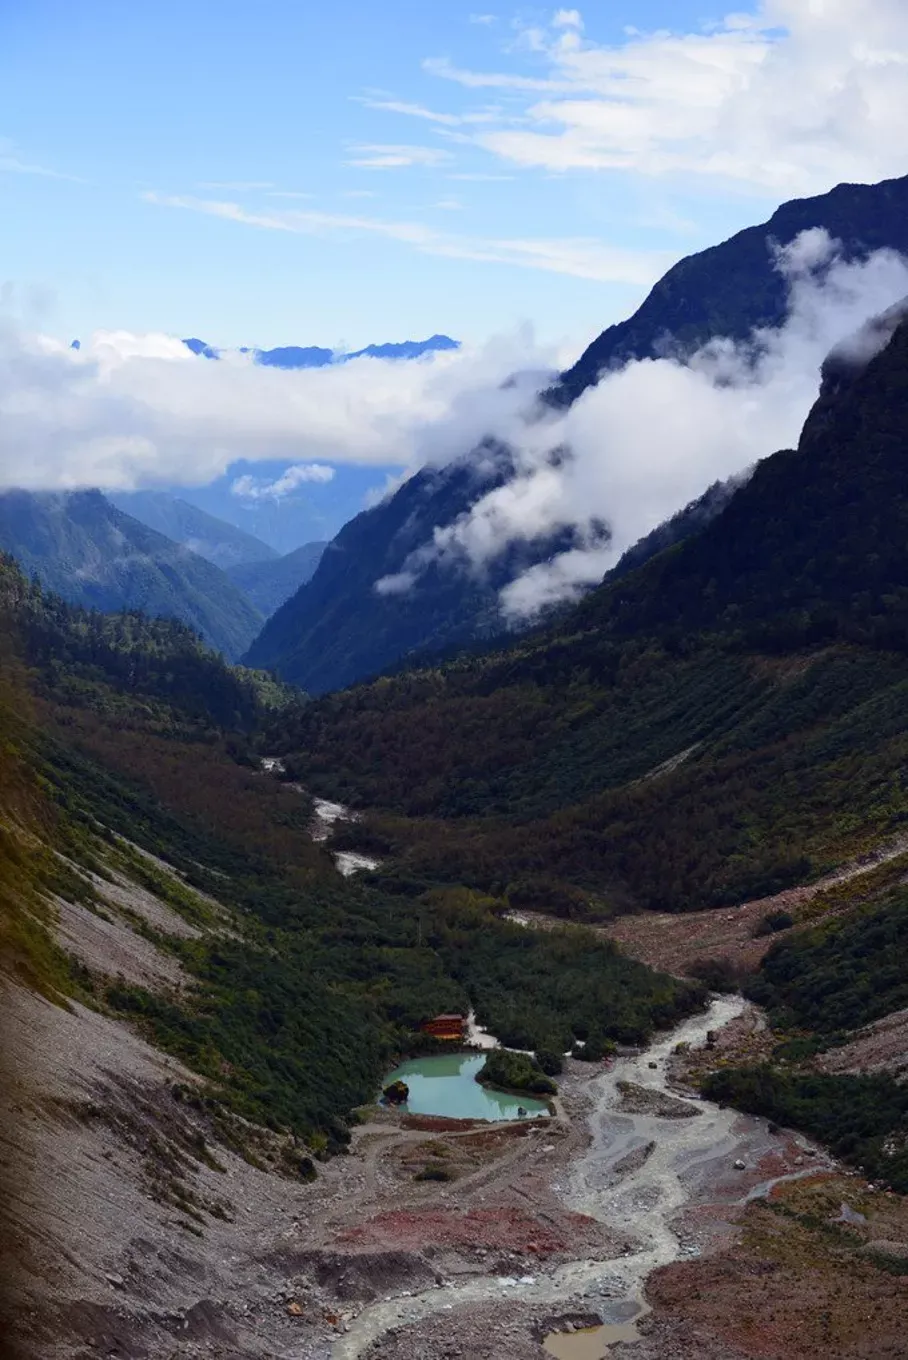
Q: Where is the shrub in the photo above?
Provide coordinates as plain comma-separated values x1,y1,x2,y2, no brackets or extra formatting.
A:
754,909,795,937
535,1048,564,1076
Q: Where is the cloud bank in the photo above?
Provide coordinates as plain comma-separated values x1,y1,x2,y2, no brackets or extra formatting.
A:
2,233,907,626
0,320,556,492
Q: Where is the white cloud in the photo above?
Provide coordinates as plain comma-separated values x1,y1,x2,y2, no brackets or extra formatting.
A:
469,13,497,24
425,1,908,194
370,234,908,618
345,143,453,169
0,320,555,492
196,180,275,191
423,56,565,92
143,190,673,284
355,97,501,127
231,463,336,501
552,9,583,29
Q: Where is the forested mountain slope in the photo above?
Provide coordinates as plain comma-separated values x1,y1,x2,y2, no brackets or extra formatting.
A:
0,488,263,660
0,549,700,1124
268,309,908,916
245,173,908,694
225,538,326,617
108,489,278,568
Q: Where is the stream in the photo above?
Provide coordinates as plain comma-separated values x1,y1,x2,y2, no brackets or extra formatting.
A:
332,995,808,1358
261,760,381,876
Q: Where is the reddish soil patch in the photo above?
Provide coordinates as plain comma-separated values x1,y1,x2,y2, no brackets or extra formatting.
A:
335,1206,599,1256
643,1176,908,1360
399,1115,484,1133
604,888,820,976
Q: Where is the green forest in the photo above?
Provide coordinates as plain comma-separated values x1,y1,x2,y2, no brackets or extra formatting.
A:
0,553,701,1148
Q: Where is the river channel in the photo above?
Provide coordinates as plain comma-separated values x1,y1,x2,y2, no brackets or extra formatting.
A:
333,995,807,1358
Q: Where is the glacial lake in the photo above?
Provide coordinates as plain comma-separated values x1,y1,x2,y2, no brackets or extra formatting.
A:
381,1052,551,1122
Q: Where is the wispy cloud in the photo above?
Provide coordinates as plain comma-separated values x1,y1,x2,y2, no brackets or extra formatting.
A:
267,190,315,200
196,180,275,191
346,143,453,169
424,2,908,195
552,9,583,29
423,56,566,92
0,138,83,182
232,463,335,501
355,96,501,127
469,13,497,23
142,190,674,285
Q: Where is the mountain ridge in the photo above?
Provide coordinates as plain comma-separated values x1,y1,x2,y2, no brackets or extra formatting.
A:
181,332,459,368
108,489,278,568
0,488,263,660
244,173,908,693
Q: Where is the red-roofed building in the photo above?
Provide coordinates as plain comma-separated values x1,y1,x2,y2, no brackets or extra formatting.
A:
421,1013,466,1041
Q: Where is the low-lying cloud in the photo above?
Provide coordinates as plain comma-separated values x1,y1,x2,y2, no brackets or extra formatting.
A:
378,231,908,617
0,322,555,491
3,230,908,625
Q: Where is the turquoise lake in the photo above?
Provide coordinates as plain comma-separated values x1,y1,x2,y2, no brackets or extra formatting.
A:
381,1052,551,1122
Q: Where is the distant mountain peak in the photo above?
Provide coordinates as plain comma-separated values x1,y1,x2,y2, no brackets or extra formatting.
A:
179,334,459,368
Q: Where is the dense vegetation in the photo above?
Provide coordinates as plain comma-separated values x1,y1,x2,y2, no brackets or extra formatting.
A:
268,319,908,920
704,1067,908,1193
747,884,908,1036
477,1049,557,1098
1,553,701,1148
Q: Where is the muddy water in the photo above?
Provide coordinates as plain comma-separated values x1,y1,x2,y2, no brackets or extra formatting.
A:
543,1322,639,1359
332,995,799,1359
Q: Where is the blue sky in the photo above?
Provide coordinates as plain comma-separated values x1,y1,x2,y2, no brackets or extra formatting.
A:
0,0,795,350
3,1,908,564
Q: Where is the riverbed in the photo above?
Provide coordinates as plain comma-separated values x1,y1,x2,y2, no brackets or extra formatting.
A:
332,995,807,1358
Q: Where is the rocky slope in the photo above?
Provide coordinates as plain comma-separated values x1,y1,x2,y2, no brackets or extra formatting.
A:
551,172,908,404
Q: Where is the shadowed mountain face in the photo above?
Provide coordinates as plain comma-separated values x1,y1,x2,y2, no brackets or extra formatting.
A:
225,540,327,617
243,448,588,693
243,175,908,693
551,174,908,405
108,490,278,569
0,489,263,660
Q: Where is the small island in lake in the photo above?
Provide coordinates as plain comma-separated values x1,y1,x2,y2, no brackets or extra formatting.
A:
477,1050,557,1098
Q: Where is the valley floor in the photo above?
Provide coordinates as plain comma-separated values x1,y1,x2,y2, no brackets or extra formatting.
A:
6,823,908,1360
